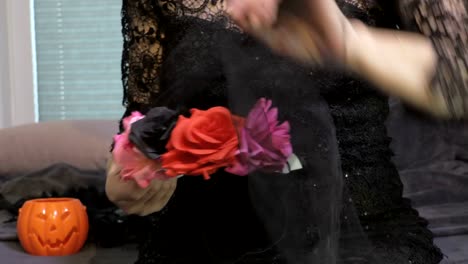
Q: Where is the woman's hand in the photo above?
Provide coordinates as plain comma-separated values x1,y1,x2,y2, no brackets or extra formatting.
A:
227,0,443,118
227,0,282,30
228,0,353,65
105,156,177,216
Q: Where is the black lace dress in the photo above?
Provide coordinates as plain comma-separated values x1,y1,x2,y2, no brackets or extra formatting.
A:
118,0,445,263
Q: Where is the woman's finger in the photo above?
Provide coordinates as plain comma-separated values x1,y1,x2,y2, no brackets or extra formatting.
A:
118,198,144,215
149,178,177,205
138,178,177,216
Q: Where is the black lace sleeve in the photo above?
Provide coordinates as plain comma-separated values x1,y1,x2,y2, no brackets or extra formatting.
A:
121,0,166,121
397,0,468,119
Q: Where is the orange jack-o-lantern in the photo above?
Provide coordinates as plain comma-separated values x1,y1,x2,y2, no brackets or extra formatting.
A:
17,198,89,256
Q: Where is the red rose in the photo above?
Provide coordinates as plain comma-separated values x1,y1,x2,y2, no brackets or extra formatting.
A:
162,107,241,179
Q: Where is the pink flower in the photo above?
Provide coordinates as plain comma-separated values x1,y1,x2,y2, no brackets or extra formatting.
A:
226,98,292,176
122,111,145,129
113,112,168,188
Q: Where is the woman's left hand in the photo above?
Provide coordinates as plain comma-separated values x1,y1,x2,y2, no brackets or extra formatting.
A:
105,156,177,216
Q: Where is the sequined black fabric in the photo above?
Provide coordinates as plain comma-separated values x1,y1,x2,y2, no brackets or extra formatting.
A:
119,0,444,263
323,72,443,264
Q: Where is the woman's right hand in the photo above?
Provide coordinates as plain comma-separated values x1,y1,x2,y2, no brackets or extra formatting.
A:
105,155,177,216
228,0,352,65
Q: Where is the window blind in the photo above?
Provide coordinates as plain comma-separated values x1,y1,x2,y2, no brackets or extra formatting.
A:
34,0,124,121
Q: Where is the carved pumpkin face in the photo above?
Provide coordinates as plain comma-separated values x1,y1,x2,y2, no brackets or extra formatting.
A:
17,198,88,256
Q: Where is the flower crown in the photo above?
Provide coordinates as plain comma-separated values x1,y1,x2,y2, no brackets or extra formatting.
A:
112,98,301,188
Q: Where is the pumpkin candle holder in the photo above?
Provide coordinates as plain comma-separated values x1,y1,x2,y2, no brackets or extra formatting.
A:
17,197,89,256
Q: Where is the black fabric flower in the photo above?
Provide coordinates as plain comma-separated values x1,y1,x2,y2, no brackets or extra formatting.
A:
129,107,179,159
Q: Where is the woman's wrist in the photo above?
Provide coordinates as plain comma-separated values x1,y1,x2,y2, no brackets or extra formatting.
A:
342,21,450,117
342,19,366,74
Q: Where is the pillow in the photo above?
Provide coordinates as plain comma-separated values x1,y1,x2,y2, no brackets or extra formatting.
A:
0,120,118,183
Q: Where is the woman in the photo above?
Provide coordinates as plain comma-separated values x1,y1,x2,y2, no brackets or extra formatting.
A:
105,0,457,263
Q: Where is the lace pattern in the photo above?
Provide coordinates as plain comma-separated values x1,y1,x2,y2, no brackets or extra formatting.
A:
122,0,164,107
121,0,383,110
399,0,468,118
121,0,239,110
159,0,232,24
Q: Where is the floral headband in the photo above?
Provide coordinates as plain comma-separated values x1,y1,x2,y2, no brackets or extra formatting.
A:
112,98,302,188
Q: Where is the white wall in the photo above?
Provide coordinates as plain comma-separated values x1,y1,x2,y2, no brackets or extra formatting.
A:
0,0,37,129
0,0,12,128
